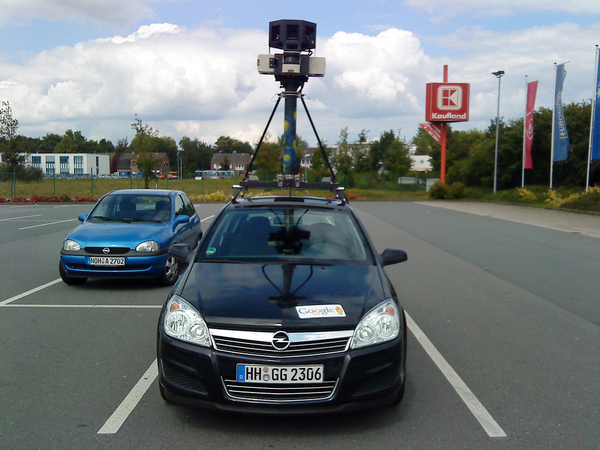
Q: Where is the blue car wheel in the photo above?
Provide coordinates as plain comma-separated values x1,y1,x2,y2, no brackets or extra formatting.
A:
157,255,179,286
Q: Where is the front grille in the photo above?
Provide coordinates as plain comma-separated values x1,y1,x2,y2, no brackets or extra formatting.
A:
162,362,208,394
211,329,353,359
85,247,131,255
223,379,338,402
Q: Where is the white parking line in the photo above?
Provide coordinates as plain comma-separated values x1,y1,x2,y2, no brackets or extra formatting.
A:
0,278,62,306
98,359,158,435
201,215,214,222
0,214,41,222
18,218,78,230
405,311,507,438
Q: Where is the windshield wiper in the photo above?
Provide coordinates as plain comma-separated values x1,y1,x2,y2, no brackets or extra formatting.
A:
89,216,114,221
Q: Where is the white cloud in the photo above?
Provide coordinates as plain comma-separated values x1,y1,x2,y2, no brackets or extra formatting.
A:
0,0,159,26
406,0,600,18
0,20,599,147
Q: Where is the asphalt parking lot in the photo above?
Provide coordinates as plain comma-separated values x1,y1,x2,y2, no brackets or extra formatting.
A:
1,200,599,449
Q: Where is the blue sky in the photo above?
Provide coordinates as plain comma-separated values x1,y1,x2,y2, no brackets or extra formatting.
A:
1,0,599,147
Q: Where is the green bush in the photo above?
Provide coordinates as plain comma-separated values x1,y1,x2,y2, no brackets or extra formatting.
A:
560,186,600,212
428,181,449,199
447,182,466,199
428,181,466,200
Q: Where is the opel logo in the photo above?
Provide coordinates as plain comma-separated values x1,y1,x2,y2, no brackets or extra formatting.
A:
102,248,111,254
271,331,291,351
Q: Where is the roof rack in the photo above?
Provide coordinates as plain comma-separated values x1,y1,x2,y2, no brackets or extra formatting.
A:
232,175,347,205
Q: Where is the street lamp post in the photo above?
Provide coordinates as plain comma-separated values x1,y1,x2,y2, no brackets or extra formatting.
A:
492,70,504,194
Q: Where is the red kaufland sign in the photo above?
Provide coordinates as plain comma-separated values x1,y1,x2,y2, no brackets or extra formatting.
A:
425,83,470,122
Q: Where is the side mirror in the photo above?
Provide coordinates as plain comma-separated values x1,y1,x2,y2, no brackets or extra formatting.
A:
381,248,407,266
174,215,190,225
78,214,88,222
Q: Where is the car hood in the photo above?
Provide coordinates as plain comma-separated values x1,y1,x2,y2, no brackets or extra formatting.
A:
179,262,387,330
66,221,168,247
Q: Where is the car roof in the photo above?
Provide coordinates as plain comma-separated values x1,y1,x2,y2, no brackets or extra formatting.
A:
107,189,180,197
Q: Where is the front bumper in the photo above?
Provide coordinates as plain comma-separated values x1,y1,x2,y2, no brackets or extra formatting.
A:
60,252,168,279
157,328,406,414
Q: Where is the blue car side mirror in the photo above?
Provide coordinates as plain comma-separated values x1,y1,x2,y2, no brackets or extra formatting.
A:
174,215,190,225
78,214,88,222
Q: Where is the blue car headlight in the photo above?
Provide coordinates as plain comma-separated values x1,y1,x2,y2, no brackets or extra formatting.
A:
63,239,81,251
163,296,212,347
351,300,400,349
136,240,159,252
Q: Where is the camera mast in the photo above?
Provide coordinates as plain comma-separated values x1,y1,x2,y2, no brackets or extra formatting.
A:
236,20,346,202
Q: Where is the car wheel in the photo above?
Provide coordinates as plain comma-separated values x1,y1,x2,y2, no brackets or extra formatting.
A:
59,261,87,285
157,255,179,286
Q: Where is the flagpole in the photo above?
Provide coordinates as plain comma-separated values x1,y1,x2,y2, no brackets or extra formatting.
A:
587,45,600,191
550,64,556,189
522,75,528,188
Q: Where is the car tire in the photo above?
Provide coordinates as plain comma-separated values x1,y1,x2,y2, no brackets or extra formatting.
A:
157,255,179,286
59,261,87,285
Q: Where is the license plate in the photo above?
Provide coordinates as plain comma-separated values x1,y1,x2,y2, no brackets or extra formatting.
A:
89,256,125,266
236,364,324,384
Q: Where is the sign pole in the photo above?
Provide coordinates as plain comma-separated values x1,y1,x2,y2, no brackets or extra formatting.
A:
440,65,449,183
424,65,470,184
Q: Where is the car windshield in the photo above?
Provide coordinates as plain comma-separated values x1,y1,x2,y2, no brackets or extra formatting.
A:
87,194,172,223
199,206,373,264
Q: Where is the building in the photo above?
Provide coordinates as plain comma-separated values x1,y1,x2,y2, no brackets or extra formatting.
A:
210,153,252,173
24,153,111,176
111,152,170,177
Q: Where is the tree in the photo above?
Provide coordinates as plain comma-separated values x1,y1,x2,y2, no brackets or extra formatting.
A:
253,134,280,180
370,130,412,177
40,133,62,153
130,115,161,188
334,128,355,185
179,136,213,177
221,155,231,170
0,101,26,193
0,101,19,140
115,138,129,154
55,133,78,153
214,136,252,154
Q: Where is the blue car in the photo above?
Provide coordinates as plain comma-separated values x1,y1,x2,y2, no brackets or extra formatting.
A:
59,189,202,286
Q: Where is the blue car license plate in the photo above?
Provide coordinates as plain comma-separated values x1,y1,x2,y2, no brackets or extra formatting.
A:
89,256,125,266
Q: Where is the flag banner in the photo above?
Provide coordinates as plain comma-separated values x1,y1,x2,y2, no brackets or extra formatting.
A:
420,122,442,145
553,64,572,162
592,56,600,160
525,81,538,169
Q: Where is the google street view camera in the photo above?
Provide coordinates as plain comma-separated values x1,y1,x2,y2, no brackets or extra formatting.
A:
257,20,326,79
237,20,344,202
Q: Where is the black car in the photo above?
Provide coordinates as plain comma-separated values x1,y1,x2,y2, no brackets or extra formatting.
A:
157,193,408,414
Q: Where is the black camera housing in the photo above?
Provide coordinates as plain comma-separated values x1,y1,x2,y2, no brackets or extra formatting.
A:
269,20,316,52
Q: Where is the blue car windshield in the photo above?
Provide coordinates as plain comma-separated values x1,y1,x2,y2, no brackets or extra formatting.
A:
88,195,172,223
200,207,373,264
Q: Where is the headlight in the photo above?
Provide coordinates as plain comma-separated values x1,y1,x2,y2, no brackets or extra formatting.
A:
136,240,159,252
163,296,211,347
351,300,400,349
63,239,81,251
